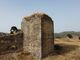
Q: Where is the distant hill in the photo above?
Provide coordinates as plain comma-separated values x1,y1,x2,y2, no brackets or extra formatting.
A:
0,32,9,37
54,31,80,38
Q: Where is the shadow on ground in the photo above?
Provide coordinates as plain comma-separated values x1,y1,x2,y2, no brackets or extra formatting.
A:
52,44,79,55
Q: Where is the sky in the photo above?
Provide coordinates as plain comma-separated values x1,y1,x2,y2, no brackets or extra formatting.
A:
0,0,80,33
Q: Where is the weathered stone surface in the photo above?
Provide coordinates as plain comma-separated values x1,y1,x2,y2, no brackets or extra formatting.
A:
0,13,54,60
0,52,34,60
21,13,54,60
0,32,23,55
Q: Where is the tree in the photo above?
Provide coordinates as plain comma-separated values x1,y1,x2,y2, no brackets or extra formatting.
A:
10,26,18,34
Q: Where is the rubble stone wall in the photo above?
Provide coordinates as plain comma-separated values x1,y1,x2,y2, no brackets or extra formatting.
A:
21,13,54,60
0,33,23,55
0,13,54,60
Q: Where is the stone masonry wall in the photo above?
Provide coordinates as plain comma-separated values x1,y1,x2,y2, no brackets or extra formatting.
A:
0,13,54,60
0,32,23,60
21,13,54,60
21,14,42,60
41,15,54,58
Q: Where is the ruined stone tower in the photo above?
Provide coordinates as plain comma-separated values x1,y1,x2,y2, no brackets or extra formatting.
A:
21,13,54,60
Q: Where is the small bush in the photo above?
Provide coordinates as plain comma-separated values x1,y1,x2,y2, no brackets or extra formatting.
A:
54,44,62,50
67,34,73,39
79,37,80,40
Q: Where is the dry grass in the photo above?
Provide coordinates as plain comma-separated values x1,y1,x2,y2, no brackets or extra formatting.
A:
43,38,80,60
1,38,80,60
18,38,80,60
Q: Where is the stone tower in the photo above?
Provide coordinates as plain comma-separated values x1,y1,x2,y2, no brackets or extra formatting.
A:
21,13,54,60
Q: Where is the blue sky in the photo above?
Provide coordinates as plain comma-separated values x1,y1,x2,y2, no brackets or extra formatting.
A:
0,0,80,33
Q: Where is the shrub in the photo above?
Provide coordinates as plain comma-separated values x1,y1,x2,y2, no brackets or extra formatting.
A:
79,37,80,40
54,44,62,50
67,34,73,39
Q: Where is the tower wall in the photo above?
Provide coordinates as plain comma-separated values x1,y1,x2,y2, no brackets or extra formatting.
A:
21,13,54,60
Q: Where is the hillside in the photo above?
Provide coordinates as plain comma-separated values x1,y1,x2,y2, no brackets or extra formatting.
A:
0,32,9,37
54,31,80,39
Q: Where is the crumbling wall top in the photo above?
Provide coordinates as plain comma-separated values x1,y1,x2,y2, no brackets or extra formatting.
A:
23,13,53,22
